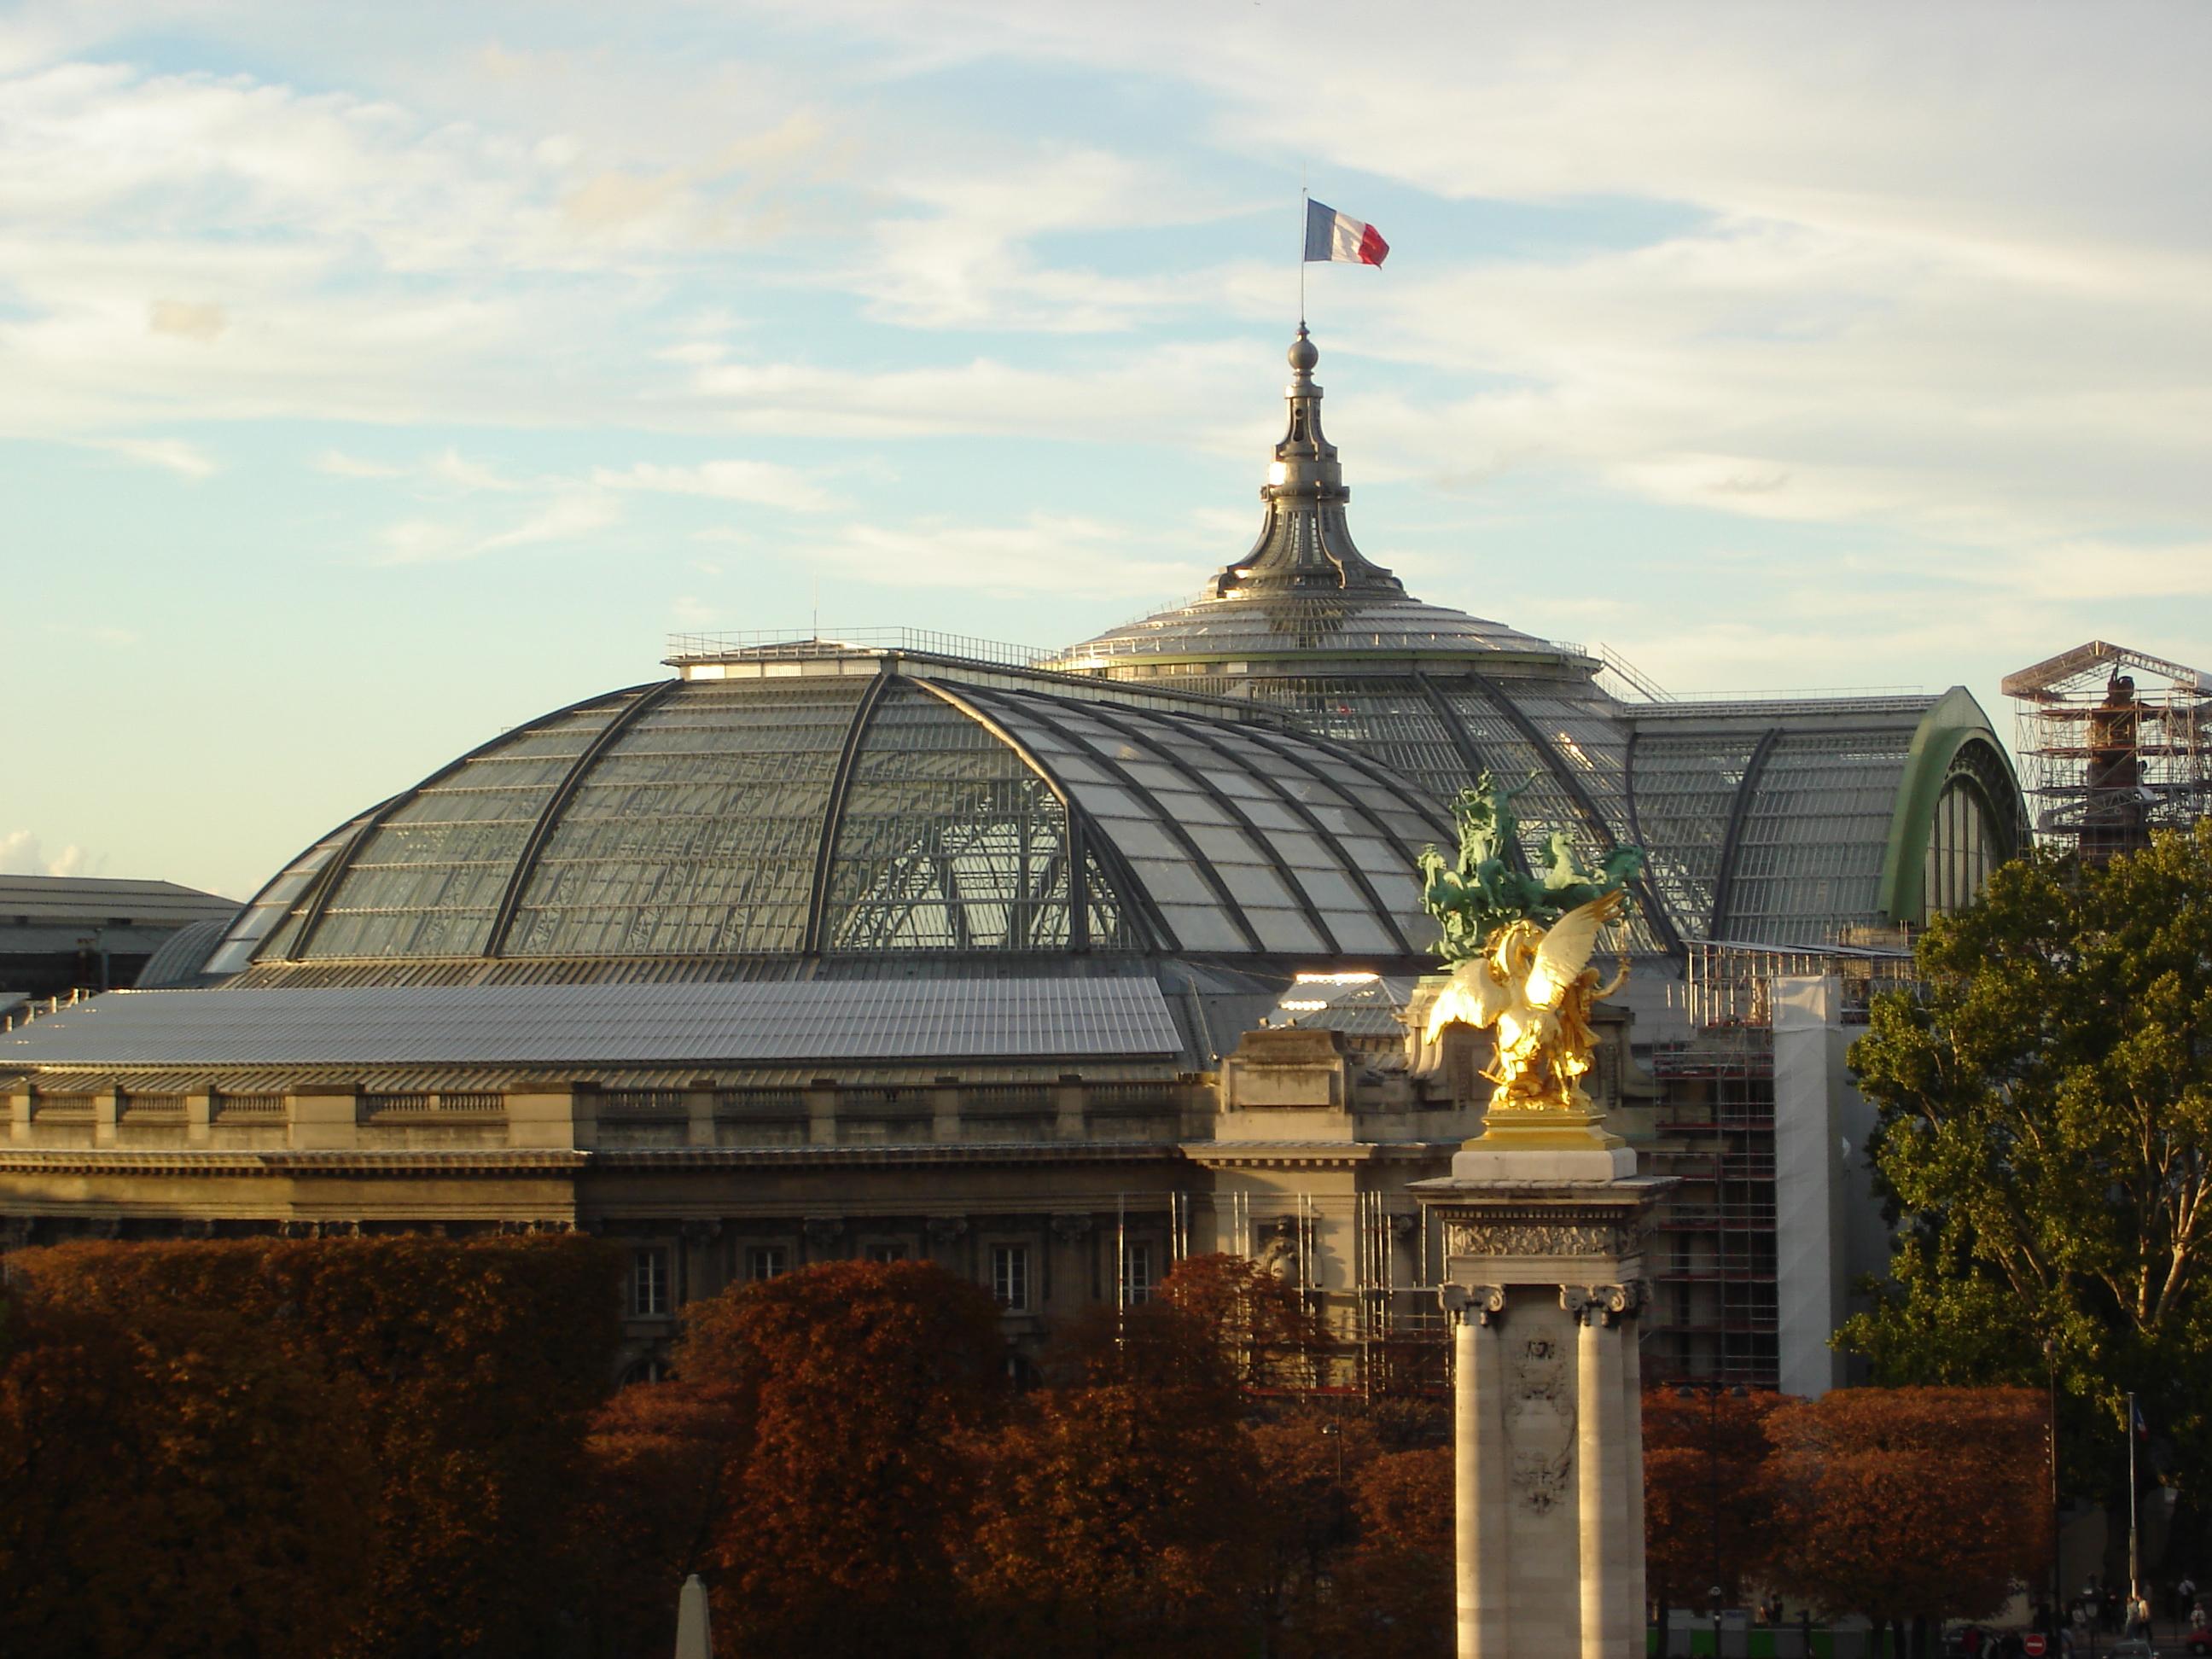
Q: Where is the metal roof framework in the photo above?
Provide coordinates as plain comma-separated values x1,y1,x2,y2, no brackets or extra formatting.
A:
202,661,1454,983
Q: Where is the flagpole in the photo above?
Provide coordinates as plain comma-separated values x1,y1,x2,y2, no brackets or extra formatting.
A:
1298,178,1308,328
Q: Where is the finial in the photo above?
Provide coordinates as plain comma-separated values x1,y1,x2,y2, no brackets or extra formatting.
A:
1288,325,1318,375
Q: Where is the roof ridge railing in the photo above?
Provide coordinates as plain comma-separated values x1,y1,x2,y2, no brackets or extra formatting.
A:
665,628,1054,671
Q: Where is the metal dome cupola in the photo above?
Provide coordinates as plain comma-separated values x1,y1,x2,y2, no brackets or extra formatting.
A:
1216,327,1403,597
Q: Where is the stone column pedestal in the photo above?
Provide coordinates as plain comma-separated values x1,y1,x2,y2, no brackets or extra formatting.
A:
1415,1150,1672,1659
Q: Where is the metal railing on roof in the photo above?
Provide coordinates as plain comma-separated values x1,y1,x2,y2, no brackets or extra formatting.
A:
665,629,1054,670
1056,628,1588,660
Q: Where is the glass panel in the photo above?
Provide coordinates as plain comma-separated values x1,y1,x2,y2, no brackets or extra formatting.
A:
1249,910,1325,953
305,696,636,958
215,811,376,969
504,680,863,957
1154,904,1246,951
1627,730,1760,935
826,683,1115,952
1724,729,1912,943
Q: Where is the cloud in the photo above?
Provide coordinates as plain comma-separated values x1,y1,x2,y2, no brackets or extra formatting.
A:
96,436,217,478
148,298,226,341
593,458,840,513
0,830,95,877
428,447,528,492
792,513,1204,599
375,491,620,565
315,449,405,478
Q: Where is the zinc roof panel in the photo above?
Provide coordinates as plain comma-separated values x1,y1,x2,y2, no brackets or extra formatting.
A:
0,979,1183,1068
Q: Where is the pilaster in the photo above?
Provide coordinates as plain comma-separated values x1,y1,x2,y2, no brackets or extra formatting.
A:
1445,1283,1509,1659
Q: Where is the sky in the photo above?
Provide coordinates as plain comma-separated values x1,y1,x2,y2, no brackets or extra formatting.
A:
4,2,2210,901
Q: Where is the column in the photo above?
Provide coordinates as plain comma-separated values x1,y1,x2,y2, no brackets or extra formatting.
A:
1571,1284,1633,1659
1447,1284,1507,1659
1621,1290,1648,1649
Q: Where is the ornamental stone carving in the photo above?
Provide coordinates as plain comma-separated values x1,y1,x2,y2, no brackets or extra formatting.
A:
1439,1282,1506,1326
1444,1219,1628,1259
1508,1330,1575,1514
800,1217,843,1248
1561,1282,1639,1325
1049,1214,1094,1245
925,1215,969,1244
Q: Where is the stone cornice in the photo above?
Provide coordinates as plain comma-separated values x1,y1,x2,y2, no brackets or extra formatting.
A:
0,1141,1187,1179
0,1150,589,1179
585,1143,1184,1168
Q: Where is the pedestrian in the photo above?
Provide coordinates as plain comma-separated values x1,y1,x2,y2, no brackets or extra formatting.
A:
2183,1575,2200,1627
2128,1586,2152,1639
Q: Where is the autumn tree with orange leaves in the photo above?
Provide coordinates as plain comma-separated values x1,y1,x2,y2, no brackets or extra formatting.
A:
1158,1250,1331,1389
572,1371,751,1659
682,1259,1008,1659
0,1235,623,1659
1765,1386,2049,1659
962,1297,1260,1658
1642,1383,1783,1636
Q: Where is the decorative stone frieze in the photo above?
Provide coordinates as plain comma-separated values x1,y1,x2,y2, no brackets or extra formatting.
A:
1445,1219,1631,1259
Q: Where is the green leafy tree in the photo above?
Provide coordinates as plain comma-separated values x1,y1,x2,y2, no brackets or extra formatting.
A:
1840,823,2212,1500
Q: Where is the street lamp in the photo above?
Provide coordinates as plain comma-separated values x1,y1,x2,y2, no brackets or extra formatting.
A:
1677,1380,1749,1657
2044,1338,2062,1644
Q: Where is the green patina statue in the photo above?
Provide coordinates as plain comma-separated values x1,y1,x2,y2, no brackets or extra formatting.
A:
1417,771,1646,964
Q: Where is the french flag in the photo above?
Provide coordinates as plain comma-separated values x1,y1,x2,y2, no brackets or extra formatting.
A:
1304,199,1388,266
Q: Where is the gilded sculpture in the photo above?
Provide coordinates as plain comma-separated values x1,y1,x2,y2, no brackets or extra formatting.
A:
1417,775,1643,1113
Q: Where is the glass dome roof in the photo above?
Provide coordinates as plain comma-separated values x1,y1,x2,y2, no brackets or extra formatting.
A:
205,659,1452,982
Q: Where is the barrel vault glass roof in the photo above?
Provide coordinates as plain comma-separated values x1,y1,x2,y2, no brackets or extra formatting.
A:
206,664,1452,981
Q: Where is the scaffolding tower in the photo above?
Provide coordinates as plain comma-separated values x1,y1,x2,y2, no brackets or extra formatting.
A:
2003,640,2212,862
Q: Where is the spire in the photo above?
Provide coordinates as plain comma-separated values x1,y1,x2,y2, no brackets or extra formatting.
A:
1213,327,1402,597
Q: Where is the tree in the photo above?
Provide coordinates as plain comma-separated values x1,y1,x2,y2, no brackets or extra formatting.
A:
1158,1251,1330,1390
1641,1385,1782,1630
684,1260,1007,1657
963,1300,1260,1658
1764,1387,2049,1659
1841,824,2212,1502
1323,1447,1454,1659
1243,1407,1381,1655
0,1297,375,1659
572,1376,750,1659
0,1235,624,1658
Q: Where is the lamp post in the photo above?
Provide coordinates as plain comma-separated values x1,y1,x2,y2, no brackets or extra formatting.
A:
2044,1339,2062,1644
1677,1380,1748,1657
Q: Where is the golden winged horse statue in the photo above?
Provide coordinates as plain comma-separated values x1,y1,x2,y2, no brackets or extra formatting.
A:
1421,888,1632,1113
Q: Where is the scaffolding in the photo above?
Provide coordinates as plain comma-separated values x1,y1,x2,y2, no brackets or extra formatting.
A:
1646,1038,1779,1388
2003,640,2212,861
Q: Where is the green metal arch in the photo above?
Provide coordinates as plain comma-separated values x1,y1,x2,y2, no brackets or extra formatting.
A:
1877,686,2027,924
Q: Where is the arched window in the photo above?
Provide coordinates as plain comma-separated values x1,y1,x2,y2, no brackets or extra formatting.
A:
1923,774,2002,916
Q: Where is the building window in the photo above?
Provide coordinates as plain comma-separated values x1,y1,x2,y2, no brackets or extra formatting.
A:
632,1247,670,1318
1121,1243,1155,1306
990,1244,1029,1312
748,1245,789,1284
865,1243,907,1263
